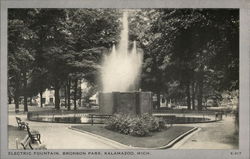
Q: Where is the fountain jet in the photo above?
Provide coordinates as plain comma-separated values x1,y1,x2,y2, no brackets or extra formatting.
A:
99,10,152,115
101,11,143,92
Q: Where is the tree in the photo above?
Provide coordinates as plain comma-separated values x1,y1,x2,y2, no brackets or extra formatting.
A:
29,9,75,110
28,68,49,107
32,9,121,110
8,9,121,111
8,9,238,112
63,9,120,110
132,9,239,110
128,9,167,109
8,9,37,112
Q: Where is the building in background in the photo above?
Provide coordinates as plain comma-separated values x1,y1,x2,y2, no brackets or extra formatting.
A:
34,89,55,107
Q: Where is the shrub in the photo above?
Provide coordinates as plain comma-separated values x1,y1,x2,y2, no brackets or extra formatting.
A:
105,113,166,137
141,113,166,131
128,117,149,136
105,114,131,134
116,114,131,134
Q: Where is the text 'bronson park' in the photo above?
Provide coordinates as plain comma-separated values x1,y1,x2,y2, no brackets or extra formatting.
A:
8,9,239,150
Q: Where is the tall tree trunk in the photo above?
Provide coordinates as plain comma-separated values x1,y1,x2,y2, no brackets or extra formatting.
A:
155,68,162,110
24,97,28,112
197,76,203,111
79,84,82,107
73,79,78,111
54,82,60,110
67,78,71,111
191,81,196,110
23,72,28,112
39,91,43,108
156,91,161,109
14,91,19,113
186,82,191,110
64,85,67,108
14,81,20,113
8,96,12,104
235,94,239,132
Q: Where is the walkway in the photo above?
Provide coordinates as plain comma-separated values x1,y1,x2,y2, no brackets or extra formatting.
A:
8,113,128,149
8,105,238,149
173,115,238,149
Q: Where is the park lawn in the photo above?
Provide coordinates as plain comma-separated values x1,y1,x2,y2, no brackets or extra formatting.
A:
8,125,27,149
72,125,194,148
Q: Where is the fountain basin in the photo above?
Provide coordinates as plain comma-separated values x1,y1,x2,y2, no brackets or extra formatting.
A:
27,114,213,124
99,91,153,115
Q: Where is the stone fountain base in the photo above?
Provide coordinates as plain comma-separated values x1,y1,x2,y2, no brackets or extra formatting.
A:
98,91,152,115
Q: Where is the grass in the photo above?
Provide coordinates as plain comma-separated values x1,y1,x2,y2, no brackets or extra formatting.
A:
8,125,27,149
72,125,194,148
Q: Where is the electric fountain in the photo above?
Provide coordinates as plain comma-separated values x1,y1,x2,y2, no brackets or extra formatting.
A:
99,11,152,115
26,11,218,124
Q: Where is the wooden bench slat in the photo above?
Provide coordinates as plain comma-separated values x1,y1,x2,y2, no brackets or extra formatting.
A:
25,123,41,144
19,135,46,150
15,121,46,150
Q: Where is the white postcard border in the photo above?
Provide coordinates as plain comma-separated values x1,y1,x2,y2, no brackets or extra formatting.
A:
1,0,249,159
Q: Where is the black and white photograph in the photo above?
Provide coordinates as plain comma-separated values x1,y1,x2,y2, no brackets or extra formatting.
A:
1,1,250,158
6,8,240,149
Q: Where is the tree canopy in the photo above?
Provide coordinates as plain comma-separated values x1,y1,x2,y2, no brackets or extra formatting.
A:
8,8,239,111
129,9,239,109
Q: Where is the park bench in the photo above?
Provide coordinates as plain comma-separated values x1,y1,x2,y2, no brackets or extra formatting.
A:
25,123,41,144
16,117,26,130
18,135,46,150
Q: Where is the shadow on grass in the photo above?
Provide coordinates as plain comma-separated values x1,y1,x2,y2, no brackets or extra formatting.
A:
8,125,27,149
71,125,194,148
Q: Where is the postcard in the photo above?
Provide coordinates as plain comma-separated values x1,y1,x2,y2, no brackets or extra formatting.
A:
1,0,249,159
